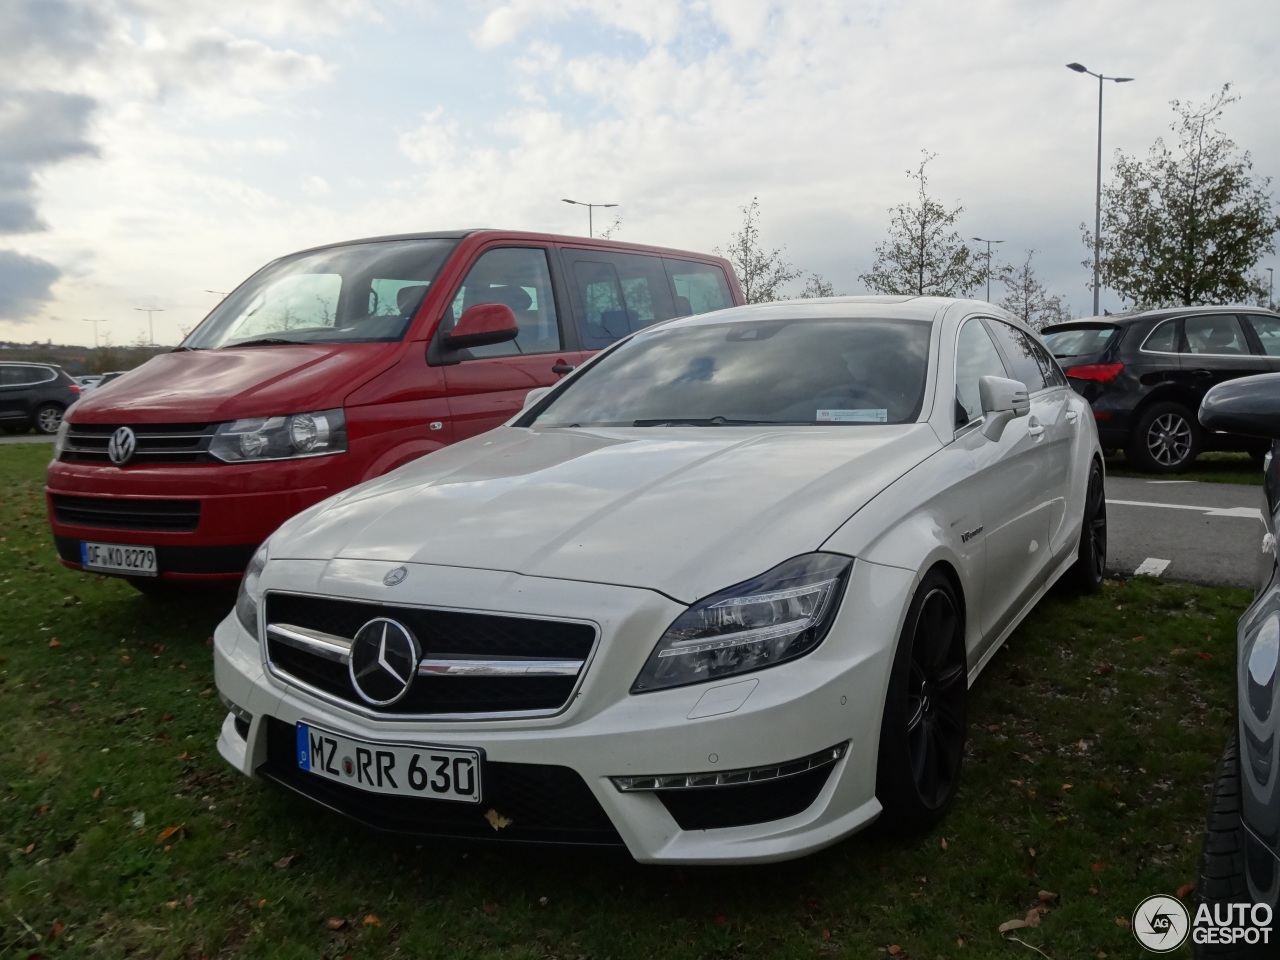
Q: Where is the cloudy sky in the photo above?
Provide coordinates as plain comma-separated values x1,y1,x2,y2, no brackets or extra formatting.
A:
2,0,1278,347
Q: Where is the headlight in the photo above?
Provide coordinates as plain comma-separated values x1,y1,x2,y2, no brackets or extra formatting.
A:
209,408,346,462
234,540,270,639
631,553,852,693
52,418,70,458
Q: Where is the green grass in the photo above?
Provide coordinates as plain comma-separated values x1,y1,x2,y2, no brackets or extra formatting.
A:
0,443,1249,959
1105,450,1263,485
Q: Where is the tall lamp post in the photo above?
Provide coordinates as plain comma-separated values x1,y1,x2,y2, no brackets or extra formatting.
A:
972,237,1004,303
1267,267,1274,311
135,307,164,346
81,318,106,349
561,198,618,238
1067,62,1134,316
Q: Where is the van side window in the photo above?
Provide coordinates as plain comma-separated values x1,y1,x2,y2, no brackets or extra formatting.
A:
566,252,676,350
446,247,562,357
664,259,734,316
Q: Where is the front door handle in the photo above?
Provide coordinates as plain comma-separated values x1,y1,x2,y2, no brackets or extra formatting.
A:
1027,417,1045,439
551,362,575,376
1066,410,1079,423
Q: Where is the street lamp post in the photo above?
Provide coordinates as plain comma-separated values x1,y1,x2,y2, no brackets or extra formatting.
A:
561,198,618,238
134,307,165,346
1067,62,1134,316
81,318,106,349
1267,267,1274,310
972,237,1004,303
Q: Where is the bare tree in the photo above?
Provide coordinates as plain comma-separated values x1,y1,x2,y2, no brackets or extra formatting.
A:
598,216,622,240
798,273,835,298
715,197,800,303
998,250,1072,330
859,151,986,297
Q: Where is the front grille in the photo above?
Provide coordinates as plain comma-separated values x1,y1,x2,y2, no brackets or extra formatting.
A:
59,422,218,464
264,593,597,719
51,494,201,532
260,717,622,846
656,764,835,830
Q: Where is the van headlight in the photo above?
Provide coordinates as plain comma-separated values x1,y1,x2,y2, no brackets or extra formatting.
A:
234,541,270,639
631,553,852,693
210,408,346,462
52,418,71,458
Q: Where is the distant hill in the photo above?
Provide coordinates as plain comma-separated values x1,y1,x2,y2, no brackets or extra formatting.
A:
0,341,169,375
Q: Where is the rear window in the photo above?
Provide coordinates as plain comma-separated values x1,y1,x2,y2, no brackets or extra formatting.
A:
1041,325,1117,358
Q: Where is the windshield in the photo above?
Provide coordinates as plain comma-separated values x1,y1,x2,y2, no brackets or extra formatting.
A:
183,238,458,349
1041,324,1117,358
528,317,932,427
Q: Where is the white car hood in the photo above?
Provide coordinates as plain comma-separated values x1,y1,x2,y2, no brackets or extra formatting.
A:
274,425,941,603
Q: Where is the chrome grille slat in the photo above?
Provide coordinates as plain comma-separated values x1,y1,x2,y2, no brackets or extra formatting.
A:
59,422,218,464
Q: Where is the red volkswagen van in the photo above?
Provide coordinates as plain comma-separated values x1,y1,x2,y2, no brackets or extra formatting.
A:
46,230,743,593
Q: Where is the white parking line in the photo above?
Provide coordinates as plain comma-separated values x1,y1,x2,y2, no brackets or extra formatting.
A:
1134,558,1171,577
1107,498,1265,523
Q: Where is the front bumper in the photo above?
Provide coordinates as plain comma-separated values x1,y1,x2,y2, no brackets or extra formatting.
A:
213,556,916,864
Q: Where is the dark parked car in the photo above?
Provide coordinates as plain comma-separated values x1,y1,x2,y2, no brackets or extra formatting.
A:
0,362,81,435
1042,306,1280,472
1195,373,1280,957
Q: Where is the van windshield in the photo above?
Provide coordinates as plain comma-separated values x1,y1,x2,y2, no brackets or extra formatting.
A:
182,239,458,349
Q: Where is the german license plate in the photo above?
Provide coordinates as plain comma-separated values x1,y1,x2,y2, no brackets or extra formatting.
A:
296,721,481,803
81,541,158,576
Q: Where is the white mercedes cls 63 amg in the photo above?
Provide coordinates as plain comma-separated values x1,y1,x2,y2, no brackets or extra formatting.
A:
213,296,1106,864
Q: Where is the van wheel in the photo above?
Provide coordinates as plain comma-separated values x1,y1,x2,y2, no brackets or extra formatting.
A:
1126,401,1200,473
875,570,967,834
34,403,65,435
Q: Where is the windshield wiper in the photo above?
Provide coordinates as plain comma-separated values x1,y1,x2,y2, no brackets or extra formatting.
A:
631,417,776,427
225,337,304,348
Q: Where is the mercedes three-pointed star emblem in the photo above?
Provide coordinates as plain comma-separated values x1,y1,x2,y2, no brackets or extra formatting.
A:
348,618,420,706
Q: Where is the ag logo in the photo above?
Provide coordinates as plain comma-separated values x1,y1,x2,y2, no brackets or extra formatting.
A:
1133,894,1190,952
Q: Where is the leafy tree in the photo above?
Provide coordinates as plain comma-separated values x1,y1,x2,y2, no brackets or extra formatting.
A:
716,197,800,303
1084,85,1280,308
998,250,1071,330
859,151,985,297
798,273,835,298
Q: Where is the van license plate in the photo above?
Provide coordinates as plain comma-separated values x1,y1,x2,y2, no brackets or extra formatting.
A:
81,541,158,576
296,722,482,803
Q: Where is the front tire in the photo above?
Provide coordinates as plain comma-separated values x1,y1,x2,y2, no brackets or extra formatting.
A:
875,569,967,834
34,403,65,435
1126,401,1200,473
1065,459,1107,593
1194,735,1266,958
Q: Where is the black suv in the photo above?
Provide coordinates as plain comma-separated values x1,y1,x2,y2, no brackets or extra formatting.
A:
1042,306,1280,472
0,362,81,435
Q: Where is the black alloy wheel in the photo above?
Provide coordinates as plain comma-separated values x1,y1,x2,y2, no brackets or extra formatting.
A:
1128,401,1200,473
876,570,967,833
1067,460,1107,592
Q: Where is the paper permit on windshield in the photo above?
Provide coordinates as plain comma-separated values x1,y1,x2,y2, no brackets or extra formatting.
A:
816,409,888,423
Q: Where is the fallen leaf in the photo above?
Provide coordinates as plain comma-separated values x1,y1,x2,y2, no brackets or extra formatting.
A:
1023,908,1042,927
1195,652,1213,661
484,809,513,831
887,945,901,956
22,843,35,855
92,787,102,799
1116,917,1130,928
48,638,61,648
1038,891,1058,903
1176,882,1195,899
274,854,298,869
198,687,213,697
1090,861,1106,872
156,824,185,844
940,837,948,851
999,919,1030,933
821,929,830,940
363,914,381,927
47,920,65,941
712,913,727,926
324,917,347,931
482,902,499,916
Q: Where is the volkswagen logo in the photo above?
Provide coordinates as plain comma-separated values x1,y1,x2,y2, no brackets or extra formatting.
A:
107,426,137,466
348,618,420,706
383,565,408,586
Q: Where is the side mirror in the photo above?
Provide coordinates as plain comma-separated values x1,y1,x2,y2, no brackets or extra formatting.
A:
978,375,1030,441
522,386,552,410
444,303,519,350
1200,373,1280,439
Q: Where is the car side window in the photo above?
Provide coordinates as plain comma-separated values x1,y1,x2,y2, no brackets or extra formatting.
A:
1030,340,1068,387
1184,314,1249,356
986,319,1051,392
446,247,562,358
1141,320,1179,353
663,259,734,317
568,252,676,350
954,318,1008,429
1242,314,1280,357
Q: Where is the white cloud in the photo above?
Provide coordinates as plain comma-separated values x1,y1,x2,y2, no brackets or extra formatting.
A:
301,175,331,197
